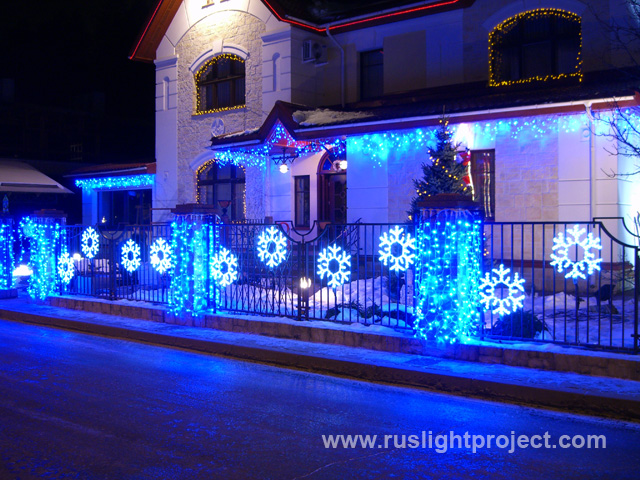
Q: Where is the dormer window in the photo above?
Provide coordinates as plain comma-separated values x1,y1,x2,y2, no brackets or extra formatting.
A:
195,54,245,114
489,9,582,86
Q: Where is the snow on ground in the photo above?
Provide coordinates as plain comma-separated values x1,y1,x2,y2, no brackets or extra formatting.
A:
60,274,638,348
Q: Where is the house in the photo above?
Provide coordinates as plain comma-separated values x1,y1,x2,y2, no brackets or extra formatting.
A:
123,0,639,247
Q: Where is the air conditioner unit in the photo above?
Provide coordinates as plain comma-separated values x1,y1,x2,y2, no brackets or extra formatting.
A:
302,40,327,64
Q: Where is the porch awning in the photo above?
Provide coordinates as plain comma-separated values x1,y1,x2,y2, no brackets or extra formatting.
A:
0,160,72,194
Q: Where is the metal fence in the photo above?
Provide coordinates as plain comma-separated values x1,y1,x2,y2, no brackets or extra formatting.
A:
482,220,639,352
11,216,640,353
216,222,415,330
63,224,172,304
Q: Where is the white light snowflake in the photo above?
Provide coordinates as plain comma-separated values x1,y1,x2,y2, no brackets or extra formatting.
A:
211,247,239,287
81,227,99,259
479,264,525,316
121,239,141,273
317,244,351,289
257,226,287,268
150,238,172,274
57,252,75,284
550,225,602,280
378,226,416,272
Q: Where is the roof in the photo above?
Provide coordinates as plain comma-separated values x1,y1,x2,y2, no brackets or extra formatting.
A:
68,162,156,178
0,160,72,194
130,0,474,62
208,69,640,149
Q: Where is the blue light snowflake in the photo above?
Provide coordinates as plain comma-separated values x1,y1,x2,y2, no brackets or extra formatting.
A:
479,264,525,316
211,247,238,287
550,225,602,279
121,239,141,273
150,238,172,274
81,227,99,259
317,244,351,289
378,226,416,272
57,252,75,284
257,226,287,268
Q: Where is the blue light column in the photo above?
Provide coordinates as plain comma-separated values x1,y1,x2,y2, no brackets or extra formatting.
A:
19,215,66,301
169,214,217,320
414,208,482,344
0,218,15,296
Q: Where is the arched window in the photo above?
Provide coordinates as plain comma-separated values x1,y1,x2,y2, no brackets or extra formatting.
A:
489,9,582,86
195,54,245,113
197,162,245,221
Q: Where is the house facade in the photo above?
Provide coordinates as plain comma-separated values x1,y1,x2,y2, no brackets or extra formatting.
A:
124,0,640,245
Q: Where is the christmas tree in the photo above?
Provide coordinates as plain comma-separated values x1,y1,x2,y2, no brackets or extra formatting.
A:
409,115,471,218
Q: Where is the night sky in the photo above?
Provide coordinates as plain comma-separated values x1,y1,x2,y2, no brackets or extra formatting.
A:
1,0,159,163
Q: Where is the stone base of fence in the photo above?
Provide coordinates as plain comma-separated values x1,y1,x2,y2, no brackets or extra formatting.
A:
0,289,17,299
44,295,640,381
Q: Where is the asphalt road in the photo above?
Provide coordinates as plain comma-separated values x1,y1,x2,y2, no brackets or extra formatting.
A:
1,318,639,480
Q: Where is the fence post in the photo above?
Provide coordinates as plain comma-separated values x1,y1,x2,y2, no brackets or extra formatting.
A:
0,217,16,298
413,199,483,345
19,211,67,301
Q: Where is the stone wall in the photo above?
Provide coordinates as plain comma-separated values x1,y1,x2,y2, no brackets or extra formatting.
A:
175,10,266,206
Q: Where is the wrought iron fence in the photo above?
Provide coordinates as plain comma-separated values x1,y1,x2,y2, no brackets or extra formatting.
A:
10,216,639,353
482,221,639,352
62,224,172,304
215,222,416,330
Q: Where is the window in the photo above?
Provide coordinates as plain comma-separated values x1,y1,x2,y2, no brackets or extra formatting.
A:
360,49,383,100
195,54,245,113
98,189,151,226
197,163,245,221
294,176,310,228
489,9,581,86
470,150,495,221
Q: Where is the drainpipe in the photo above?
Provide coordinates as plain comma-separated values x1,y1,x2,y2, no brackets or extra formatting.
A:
326,26,345,108
585,102,596,220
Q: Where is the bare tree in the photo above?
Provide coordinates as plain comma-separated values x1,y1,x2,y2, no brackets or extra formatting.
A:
592,0,640,176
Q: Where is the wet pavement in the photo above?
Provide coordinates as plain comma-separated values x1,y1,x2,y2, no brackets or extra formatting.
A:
1,318,640,479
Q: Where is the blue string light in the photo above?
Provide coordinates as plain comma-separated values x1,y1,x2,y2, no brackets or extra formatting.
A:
19,217,65,300
169,216,213,317
0,220,14,290
75,174,155,191
414,209,482,344
210,122,346,169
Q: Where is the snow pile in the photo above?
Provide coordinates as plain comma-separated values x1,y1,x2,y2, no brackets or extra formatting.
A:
293,109,374,126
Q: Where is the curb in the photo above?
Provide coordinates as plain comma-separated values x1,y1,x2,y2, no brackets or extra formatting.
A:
1,307,639,421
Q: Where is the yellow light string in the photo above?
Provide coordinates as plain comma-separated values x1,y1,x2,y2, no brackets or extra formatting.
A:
194,54,246,115
488,8,582,87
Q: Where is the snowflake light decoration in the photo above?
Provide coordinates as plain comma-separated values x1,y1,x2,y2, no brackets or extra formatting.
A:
57,252,75,284
81,227,99,259
211,247,238,287
479,264,525,316
150,238,172,274
550,225,602,279
378,226,416,272
257,226,287,268
317,244,351,289
121,239,141,273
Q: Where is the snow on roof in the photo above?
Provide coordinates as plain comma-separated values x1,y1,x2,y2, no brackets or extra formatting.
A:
0,160,72,194
293,108,374,127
